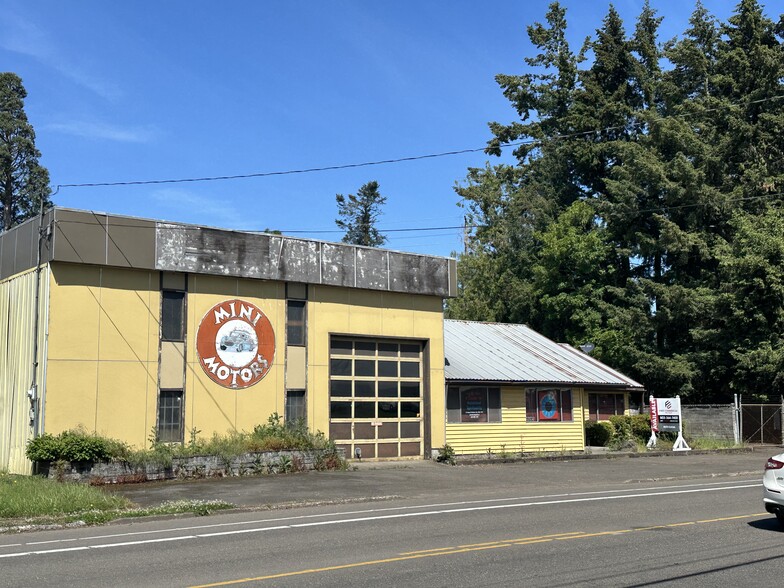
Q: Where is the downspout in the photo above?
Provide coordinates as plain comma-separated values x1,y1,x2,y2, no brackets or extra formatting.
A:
28,198,51,439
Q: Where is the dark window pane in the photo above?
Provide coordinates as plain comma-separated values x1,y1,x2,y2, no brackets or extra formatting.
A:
330,358,351,376
589,394,599,421
355,341,375,356
526,390,538,422
330,339,352,354
378,402,398,418
561,390,573,421
378,381,397,397
285,390,306,424
400,402,420,418
330,380,351,397
157,390,183,443
400,382,420,398
161,291,185,341
354,402,375,418
488,388,501,423
378,342,398,357
447,388,460,423
330,401,352,419
287,300,306,346
400,362,419,378
355,359,375,377
378,361,397,377
355,381,375,397
400,343,420,358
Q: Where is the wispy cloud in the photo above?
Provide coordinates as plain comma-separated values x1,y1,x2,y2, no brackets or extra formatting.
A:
152,189,259,231
0,10,122,100
45,120,158,143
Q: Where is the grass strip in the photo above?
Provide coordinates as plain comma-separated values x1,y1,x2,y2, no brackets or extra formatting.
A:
0,474,233,527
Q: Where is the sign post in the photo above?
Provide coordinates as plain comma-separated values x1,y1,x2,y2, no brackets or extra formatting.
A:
647,395,691,451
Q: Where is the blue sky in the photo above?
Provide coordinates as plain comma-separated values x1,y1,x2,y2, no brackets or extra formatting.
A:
1,1,744,257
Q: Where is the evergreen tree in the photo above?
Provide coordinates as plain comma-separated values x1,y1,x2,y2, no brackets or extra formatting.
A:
449,1,784,401
335,181,387,247
0,72,51,232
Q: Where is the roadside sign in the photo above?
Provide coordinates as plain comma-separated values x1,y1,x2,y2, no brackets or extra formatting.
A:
647,395,691,451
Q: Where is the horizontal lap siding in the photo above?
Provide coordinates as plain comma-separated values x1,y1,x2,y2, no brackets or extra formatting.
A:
446,386,585,455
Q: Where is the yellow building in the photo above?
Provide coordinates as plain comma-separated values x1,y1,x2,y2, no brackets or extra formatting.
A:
443,320,645,455
0,208,456,473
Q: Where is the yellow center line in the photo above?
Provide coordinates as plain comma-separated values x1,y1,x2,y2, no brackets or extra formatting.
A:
400,531,585,555
189,513,768,587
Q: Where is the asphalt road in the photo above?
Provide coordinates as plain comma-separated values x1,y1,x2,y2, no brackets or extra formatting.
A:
1,451,781,587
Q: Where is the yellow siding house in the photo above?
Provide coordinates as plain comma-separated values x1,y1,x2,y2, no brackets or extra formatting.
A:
443,320,644,455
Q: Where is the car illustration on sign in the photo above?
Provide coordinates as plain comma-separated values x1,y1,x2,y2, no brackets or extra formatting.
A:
219,328,257,353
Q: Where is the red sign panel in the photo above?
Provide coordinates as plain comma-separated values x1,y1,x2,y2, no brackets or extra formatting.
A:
196,299,275,389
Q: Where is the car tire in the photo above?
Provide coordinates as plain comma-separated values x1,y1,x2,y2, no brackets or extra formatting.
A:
776,511,784,527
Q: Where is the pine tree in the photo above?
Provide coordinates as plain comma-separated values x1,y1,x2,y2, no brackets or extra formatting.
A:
0,73,51,232
335,181,387,247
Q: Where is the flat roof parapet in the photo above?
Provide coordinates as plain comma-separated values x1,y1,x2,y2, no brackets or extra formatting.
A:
1,208,456,297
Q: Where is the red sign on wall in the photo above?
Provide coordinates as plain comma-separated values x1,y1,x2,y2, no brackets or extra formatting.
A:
196,299,275,389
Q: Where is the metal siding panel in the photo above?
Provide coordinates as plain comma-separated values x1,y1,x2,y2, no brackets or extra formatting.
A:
0,267,47,473
107,217,156,268
52,209,109,266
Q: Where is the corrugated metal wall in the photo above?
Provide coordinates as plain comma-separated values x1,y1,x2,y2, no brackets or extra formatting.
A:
0,266,49,474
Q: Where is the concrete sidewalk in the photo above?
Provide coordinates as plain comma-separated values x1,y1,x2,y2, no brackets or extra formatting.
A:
109,449,771,510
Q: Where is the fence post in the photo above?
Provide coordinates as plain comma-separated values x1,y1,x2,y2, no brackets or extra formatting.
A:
733,394,740,445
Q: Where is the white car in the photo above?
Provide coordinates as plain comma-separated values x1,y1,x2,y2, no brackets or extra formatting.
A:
763,452,784,525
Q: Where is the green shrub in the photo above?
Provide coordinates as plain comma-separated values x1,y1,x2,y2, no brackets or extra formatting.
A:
26,429,121,463
585,421,614,446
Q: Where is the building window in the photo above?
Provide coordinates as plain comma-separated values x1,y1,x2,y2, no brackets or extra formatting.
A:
287,300,306,346
526,389,573,422
157,389,183,443
446,387,501,423
161,290,185,341
285,390,306,425
588,393,625,421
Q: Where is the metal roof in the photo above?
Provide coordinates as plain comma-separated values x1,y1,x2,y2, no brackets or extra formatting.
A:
444,319,644,389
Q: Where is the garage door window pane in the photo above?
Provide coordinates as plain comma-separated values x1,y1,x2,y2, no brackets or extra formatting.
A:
330,339,352,354
401,402,420,418
330,402,352,419
400,382,420,397
355,381,375,397
378,402,398,418
378,381,397,397
330,380,351,397
355,402,375,418
378,361,397,377
355,360,375,377
330,358,351,376
378,342,398,357
400,362,419,378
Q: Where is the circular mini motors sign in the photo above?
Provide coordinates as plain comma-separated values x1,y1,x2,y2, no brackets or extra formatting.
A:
196,299,275,389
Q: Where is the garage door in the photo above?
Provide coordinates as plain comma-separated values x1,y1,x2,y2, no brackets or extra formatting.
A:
329,337,424,459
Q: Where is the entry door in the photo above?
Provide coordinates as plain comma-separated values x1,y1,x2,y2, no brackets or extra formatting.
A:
329,337,423,458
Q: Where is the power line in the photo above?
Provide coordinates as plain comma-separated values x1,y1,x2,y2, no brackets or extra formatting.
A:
52,94,784,192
